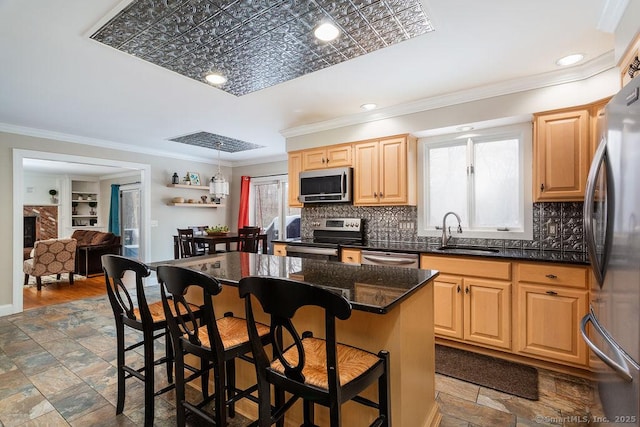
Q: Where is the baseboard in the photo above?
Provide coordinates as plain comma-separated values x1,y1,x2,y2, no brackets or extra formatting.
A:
0,304,16,317
422,403,442,427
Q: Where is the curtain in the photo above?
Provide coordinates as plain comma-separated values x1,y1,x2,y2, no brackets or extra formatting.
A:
108,184,120,235
237,176,251,229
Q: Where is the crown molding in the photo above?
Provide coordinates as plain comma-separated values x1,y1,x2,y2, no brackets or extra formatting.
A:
0,123,234,167
597,0,629,33
280,51,616,138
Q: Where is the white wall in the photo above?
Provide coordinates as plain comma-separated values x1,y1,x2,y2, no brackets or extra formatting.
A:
286,68,620,151
0,131,231,312
23,172,62,206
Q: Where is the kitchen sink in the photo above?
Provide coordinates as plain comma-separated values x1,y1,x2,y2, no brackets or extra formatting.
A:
436,245,500,254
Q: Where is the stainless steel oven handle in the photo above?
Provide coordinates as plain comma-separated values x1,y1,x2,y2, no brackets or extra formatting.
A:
580,312,633,382
583,138,606,286
285,246,338,256
362,254,417,266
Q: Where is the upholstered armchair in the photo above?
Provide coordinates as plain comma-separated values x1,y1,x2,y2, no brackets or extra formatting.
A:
23,238,77,291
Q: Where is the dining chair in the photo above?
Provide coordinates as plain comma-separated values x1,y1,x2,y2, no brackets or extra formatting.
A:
238,226,261,253
177,228,205,258
102,254,204,427
238,276,391,427
156,265,271,427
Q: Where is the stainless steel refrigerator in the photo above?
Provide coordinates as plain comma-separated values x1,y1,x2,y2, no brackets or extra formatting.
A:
581,74,640,425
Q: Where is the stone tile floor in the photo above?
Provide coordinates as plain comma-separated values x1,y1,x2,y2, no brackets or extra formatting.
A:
0,287,604,426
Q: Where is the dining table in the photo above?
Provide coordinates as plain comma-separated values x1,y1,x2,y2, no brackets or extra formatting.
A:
172,232,268,259
149,252,441,426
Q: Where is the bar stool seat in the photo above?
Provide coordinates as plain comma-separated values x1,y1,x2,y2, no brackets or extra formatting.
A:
271,336,381,389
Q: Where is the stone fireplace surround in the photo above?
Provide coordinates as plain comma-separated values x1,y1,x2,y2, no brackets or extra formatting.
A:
22,205,58,258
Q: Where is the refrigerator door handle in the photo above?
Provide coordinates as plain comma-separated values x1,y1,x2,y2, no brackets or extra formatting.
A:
580,312,633,382
583,139,607,286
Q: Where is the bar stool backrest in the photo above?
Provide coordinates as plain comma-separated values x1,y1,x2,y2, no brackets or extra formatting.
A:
239,276,351,389
102,254,152,325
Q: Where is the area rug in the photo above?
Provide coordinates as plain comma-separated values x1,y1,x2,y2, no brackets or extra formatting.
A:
25,274,86,288
435,344,539,400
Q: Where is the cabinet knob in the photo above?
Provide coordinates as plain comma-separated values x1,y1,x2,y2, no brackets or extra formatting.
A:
546,290,558,296
465,287,469,294
373,192,378,198
322,158,326,163
379,192,383,198
540,183,545,191
545,274,557,279
457,285,461,293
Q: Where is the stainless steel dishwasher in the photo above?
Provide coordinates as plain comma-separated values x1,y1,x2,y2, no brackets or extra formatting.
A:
361,250,419,269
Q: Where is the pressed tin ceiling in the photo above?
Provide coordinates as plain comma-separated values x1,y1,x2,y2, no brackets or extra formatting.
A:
90,0,434,96
169,131,265,152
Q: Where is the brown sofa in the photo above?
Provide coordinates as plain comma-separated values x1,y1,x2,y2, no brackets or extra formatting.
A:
71,230,121,276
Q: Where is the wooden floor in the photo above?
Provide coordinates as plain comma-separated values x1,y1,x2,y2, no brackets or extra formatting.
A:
23,275,107,310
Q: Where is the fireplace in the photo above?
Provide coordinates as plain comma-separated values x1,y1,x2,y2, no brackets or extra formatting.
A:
24,216,37,248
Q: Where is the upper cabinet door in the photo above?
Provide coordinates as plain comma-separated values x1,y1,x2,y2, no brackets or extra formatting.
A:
301,149,328,170
301,144,352,170
353,141,379,205
325,144,352,168
379,137,407,204
287,152,303,208
533,108,589,201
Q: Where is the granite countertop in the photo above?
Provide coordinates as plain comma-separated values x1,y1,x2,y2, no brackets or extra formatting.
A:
149,252,438,314
343,241,589,265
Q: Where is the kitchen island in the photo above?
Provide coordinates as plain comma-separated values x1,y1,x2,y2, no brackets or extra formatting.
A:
150,252,440,426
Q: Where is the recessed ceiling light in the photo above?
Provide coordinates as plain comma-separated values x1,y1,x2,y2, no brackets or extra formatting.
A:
205,73,227,85
555,54,584,67
457,125,474,132
314,22,339,42
361,103,377,111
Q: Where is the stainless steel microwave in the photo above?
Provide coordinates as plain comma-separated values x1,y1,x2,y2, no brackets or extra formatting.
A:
298,167,352,203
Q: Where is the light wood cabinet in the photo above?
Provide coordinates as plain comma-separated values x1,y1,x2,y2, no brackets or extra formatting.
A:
301,144,352,170
590,98,610,159
619,32,640,88
533,108,590,201
341,248,361,264
287,152,303,208
421,255,512,350
353,135,416,206
273,243,287,257
514,262,589,367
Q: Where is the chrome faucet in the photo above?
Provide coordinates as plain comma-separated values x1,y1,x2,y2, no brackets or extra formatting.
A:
442,211,463,246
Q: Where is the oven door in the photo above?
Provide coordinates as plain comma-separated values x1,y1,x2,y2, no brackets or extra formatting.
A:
284,245,339,261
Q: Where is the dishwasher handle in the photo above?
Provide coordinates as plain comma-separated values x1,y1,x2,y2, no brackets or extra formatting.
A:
362,254,418,266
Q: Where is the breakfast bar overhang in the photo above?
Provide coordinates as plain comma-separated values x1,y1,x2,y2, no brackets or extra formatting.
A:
150,252,441,426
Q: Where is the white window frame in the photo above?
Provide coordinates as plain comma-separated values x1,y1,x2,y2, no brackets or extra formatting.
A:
417,122,533,240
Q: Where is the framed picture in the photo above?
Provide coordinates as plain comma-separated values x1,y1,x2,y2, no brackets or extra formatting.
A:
188,172,201,186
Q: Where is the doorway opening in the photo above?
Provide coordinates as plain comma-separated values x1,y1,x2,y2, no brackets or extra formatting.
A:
12,149,150,314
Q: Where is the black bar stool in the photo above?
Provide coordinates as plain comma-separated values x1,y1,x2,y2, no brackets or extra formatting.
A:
156,265,270,427
102,254,203,427
238,276,391,427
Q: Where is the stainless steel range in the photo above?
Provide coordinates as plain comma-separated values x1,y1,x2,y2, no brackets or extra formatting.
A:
285,218,364,261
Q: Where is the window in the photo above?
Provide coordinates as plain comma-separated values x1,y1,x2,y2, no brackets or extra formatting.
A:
249,175,301,254
418,123,532,240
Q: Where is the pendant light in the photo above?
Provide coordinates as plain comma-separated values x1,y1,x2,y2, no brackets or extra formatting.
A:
210,142,229,199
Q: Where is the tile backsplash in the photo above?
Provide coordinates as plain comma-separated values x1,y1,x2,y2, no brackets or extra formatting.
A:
302,202,585,252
